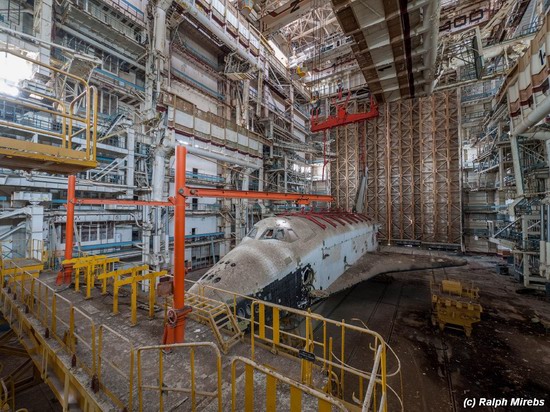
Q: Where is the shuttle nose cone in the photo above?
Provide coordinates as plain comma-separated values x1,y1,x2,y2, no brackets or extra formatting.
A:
188,243,279,302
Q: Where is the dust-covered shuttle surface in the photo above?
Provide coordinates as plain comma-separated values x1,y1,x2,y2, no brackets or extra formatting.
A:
190,211,379,312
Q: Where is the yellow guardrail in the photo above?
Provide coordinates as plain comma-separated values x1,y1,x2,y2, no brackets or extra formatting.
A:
0,264,133,411
188,279,400,411
0,49,98,174
136,342,222,412
63,255,119,298
249,300,389,411
231,356,346,411
0,49,98,160
13,271,97,376
2,263,402,412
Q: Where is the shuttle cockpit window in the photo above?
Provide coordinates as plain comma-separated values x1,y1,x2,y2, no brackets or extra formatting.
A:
245,227,258,239
286,229,299,242
261,228,276,239
274,229,285,240
259,228,299,242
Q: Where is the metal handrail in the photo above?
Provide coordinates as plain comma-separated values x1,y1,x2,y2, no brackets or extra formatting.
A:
136,342,222,412
1,267,133,411
0,49,97,163
231,356,347,411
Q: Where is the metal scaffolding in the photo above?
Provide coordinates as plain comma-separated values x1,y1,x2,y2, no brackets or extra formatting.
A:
364,90,462,246
330,123,360,211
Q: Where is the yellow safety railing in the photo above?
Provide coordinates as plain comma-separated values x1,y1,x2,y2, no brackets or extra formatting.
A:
136,342,222,412
0,49,98,170
188,279,400,411
0,264,134,411
249,300,391,411
2,264,401,412
13,271,97,377
63,255,119,298
187,278,257,326
60,258,163,326
98,264,165,325
231,356,346,411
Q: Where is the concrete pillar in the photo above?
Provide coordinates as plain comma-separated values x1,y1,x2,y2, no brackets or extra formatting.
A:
150,140,171,270
220,167,233,257
256,72,263,118
28,205,44,260
257,167,266,215
521,216,530,286
289,85,294,134
142,205,152,266
236,169,252,243
498,147,504,189
225,82,231,119
284,156,288,192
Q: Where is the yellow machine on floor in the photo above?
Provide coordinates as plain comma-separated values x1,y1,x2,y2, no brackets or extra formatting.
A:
430,278,482,337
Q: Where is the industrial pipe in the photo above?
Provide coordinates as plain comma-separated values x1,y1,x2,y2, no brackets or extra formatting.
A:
510,95,550,137
179,140,263,169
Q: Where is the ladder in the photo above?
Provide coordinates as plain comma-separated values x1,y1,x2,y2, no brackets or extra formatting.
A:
186,293,243,354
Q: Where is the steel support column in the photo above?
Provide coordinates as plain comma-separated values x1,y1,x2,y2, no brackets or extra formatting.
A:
172,145,188,343
57,175,76,285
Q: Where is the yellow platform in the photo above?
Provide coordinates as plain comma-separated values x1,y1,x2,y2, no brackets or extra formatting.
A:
0,137,97,174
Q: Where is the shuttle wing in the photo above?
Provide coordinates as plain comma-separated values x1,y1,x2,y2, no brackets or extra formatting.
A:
311,247,467,298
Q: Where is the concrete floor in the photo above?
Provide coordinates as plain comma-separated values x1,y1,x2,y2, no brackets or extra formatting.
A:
313,253,550,411
3,253,550,411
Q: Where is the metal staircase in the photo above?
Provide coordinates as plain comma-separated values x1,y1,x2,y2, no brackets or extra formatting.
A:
186,292,243,354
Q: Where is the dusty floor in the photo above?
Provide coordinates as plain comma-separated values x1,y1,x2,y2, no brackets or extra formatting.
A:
313,252,550,411
2,253,549,411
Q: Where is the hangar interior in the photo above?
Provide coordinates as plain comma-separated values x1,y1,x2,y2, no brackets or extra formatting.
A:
0,0,549,410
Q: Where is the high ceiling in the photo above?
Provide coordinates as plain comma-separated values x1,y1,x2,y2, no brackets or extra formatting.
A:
252,0,542,103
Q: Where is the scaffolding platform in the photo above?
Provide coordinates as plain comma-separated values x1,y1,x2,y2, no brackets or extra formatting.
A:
0,50,99,175
0,137,97,174
0,269,401,411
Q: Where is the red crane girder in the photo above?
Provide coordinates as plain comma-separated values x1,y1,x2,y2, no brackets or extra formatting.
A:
310,93,379,133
